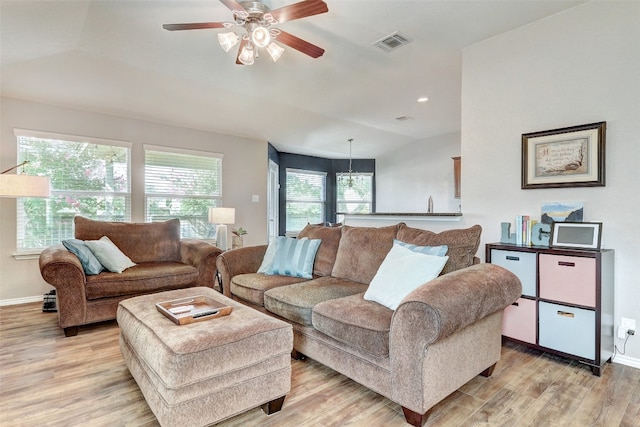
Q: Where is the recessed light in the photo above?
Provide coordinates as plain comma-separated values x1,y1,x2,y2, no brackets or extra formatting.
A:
417,97,429,103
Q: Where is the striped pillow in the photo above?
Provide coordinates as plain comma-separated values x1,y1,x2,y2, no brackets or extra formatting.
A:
265,236,321,279
393,239,448,257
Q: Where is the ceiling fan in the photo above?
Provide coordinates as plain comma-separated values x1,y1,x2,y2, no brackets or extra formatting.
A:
163,0,329,65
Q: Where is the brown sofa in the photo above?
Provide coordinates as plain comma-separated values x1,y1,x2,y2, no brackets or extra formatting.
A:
216,223,521,426
39,216,222,337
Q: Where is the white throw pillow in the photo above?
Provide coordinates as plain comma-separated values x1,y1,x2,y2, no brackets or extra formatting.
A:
85,236,136,273
364,242,448,310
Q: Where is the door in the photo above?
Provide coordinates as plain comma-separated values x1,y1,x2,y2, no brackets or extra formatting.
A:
267,159,279,241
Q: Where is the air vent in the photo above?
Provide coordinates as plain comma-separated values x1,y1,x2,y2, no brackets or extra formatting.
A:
373,31,413,52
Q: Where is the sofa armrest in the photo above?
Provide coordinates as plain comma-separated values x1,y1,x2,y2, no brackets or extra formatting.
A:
388,263,521,406
216,245,268,297
39,244,88,328
179,239,223,288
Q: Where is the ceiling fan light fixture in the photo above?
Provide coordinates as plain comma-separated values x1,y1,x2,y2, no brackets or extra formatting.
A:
266,42,285,62
251,26,271,48
218,32,239,52
238,43,255,65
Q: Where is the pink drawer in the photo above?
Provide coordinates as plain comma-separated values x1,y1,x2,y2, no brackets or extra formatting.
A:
502,297,536,344
539,254,596,307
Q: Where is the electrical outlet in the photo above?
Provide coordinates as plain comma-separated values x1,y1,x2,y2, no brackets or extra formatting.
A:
619,317,636,339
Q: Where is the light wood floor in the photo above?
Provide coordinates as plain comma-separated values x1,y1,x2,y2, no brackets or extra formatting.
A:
1,302,639,427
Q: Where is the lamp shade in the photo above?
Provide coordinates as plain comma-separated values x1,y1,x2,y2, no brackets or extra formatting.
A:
0,174,51,198
208,207,235,224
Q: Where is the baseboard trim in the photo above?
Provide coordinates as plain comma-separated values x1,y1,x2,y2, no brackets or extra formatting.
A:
0,295,43,306
612,354,640,369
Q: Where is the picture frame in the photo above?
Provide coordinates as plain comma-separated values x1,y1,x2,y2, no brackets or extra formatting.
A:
550,221,602,250
522,122,606,189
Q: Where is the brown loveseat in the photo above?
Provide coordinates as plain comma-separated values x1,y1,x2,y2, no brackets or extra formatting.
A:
216,223,521,426
39,216,222,337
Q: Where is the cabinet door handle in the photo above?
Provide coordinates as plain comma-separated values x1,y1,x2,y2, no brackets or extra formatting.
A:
506,256,520,261
558,261,576,267
557,310,575,318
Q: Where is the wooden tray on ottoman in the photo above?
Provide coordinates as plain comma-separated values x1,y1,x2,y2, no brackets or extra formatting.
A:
156,295,232,325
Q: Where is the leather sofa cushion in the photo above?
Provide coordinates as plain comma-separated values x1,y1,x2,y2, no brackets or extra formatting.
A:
264,277,368,326
231,273,308,307
74,216,181,263
297,223,343,277
85,262,198,300
396,223,482,275
312,293,393,357
331,224,400,284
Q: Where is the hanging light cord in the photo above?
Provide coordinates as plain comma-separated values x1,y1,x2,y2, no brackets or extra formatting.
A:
347,138,354,186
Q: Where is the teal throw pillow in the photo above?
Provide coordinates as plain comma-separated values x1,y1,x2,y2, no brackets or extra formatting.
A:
62,239,104,275
265,236,321,279
394,239,448,257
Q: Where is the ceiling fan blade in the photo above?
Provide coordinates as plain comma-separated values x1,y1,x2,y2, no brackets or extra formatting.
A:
277,30,324,58
219,0,247,13
235,38,249,65
163,22,226,31
268,0,328,24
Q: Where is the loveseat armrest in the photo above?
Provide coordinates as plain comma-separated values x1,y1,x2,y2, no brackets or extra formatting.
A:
179,239,223,288
389,263,521,409
216,245,268,297
39,244,88,328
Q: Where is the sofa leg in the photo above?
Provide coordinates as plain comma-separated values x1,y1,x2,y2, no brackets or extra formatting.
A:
402,407,431,427
291,349,306,360
63,326,79,337
261,395,286,415
480,363,496,377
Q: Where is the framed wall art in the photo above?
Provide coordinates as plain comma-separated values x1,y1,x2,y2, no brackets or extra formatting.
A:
522,121,606,189
550,221,602,250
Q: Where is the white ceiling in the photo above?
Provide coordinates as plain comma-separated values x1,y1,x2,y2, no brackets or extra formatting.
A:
0,0,586,159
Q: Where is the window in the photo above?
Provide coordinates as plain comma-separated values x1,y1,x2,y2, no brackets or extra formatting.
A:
15,129,131,251
144,145,222,239
337,172,373,214
285,168,326,233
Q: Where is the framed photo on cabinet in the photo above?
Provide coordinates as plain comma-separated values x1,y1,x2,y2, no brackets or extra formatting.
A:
550,221,602,250
522,122,606,189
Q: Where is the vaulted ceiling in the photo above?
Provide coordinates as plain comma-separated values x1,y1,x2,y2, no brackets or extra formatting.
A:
1,0,586,158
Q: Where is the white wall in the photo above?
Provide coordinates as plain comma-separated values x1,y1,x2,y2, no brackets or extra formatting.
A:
0,97,269,302
462,2,640,364
376,132,461,215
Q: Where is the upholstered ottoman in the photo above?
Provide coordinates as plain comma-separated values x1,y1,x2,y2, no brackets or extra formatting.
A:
117,287,292,427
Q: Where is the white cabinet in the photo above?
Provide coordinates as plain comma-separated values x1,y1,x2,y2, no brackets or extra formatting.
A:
486,243,614,376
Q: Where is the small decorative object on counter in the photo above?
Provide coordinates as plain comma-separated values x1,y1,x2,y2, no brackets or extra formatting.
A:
427,196,433,213
231,227,247,249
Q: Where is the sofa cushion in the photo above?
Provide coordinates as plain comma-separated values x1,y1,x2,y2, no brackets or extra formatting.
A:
85,236,136,273
84,261,198,300
297,223,343,277
312,293,393,357
331,224,400,284
264,236,321,279
231,273,308,307
394,239,448,256
396,223,482,275
264,276,368,326
74,216,181,263
364,242,449,310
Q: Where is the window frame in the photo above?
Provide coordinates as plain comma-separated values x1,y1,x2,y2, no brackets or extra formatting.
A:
14,128,132,253
285,168,327,234
143,144,223,240
336,171,374,214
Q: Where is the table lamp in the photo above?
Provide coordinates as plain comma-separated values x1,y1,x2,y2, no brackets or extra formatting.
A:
208,207,235,251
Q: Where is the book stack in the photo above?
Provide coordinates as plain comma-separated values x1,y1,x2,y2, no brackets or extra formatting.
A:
515,215,539,245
